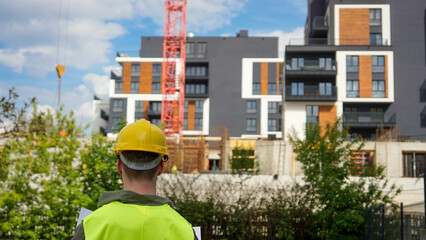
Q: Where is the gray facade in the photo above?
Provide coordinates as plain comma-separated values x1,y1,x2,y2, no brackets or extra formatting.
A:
140,32,278,136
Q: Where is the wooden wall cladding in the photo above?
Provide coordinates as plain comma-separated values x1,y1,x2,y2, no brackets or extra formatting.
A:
140,62,152,94
359,56,372,98
261,62,268,95
122,62,131,94
339,9,370,45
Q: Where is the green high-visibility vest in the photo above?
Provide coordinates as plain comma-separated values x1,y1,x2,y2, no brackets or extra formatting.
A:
83,201,194,239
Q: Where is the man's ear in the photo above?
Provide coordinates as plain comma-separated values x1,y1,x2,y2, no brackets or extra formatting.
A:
157,160,164,176
117,158,123,176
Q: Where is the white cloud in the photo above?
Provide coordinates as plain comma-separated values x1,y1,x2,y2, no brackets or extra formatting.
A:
254,27,305,58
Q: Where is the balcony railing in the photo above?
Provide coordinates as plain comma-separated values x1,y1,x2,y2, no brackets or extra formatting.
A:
285,86,337,101
288,38,390,46
285,59,336,73
343,112,396,127
116,51,140,57
313,16,327,29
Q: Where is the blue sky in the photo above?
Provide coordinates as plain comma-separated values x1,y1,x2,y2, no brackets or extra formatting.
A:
0,0,306,132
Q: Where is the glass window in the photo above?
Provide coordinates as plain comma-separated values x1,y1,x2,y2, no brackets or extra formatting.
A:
370,33,382,46
247,100,257,113
319,83,332,96
402,152,425,177
291,82,304,96
149,101,161,113
152,63,162,76
346,56,359,72
346,80,359,98
195,100,203,113
186,66,207,76
130,82,139,94
369,9,382,26
372,56,385,73
194,118,203,130
246,118,257,132
372,80,385,98
268,83,277,95
184,118,188,130
186,42,195,58
268,119,278,131
184,100,188,112
253,82,261,95
291,58,304,70
112,117,120,130
197,42,207,58
131,64,140,76
185,84,206,94
112,99,123,112
306,105,319,123
115,81,123,93
152,82,161,94
268,102,278,114
150,118,161,126
319,58,332,70
135,100,144,112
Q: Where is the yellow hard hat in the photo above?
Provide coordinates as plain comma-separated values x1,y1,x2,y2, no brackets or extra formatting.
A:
113,119,168,156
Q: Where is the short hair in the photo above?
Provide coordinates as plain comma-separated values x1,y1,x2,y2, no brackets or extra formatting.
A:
119,151,161,181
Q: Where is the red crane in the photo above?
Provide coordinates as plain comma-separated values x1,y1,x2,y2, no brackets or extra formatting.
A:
161,0,187,137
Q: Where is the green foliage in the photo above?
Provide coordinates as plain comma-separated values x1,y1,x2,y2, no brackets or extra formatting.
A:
230,147,256,173
113,115,127,133
289,120,400,239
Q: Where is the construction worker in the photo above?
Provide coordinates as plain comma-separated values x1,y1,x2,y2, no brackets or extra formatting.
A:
72,119,196,239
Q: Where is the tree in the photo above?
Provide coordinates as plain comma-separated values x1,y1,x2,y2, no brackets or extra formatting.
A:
113,115,127,133
289,120,400,239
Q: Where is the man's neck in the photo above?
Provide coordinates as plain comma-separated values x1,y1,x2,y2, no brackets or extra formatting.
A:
123,181,157,195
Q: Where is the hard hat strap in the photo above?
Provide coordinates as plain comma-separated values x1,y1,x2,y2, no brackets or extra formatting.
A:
119,152,162,170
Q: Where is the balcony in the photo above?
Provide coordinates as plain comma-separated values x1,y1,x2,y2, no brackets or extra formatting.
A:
343,112,396,128
147,109,161,116
285,86,337,101
311,16,328,37
100,109,109,121
288,38,390,46
116,50,140,57
285,59,336,76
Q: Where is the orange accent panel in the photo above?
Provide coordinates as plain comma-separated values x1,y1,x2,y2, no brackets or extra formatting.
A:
122,62,131,94
143,101,149,120
140,62,152,94
339,9,370,45
319,105,337,134
385,56,388,98
260,62,268,95
276,63,280,95
187,101,195,130
359,56,372,98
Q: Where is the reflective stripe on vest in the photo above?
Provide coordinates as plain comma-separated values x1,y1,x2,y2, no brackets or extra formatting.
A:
83,201,193,240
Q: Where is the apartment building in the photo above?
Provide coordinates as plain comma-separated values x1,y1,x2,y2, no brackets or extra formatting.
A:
103,30,282,138
284,0,426,140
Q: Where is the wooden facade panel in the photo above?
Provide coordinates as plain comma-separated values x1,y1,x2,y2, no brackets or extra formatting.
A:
140,62,152,94
261,62,268,95
385,55,388,98
122,62,131,94
143,101,149,120
319,105,337,133
339,9,370,45
359,56,372,98
187,101,195,130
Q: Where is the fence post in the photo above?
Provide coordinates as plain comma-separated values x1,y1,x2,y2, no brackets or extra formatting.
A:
401,203,404,240
381,205,385,240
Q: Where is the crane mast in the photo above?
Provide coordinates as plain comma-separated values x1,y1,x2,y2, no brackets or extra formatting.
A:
161,0,187,137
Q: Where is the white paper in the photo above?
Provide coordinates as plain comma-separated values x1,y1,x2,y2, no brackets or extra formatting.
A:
193,226,201,240
76,207,93,227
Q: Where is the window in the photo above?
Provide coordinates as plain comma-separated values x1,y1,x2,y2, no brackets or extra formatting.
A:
369,9,382,26
319,58,332,70
372,80,385,98
112,99,123,112
346,80,359,98
131,64,140,76
184,100,188,112
184,118,188,130
135,100,144,112
268,102,279,114
150,118,161,126
186,42,195,58
130,82,139,94
194,118,203,130
152,82,161,94
247,100,257,113
112,117,120,130
291,58,304,70
268,119,278,131
246,119,257,132
115,81,123,93
268,83,277,95
152,63,161,76
149,101,161,113
371,108,384,122
319,83,332,96
197,42,207,58
186,66,207,76
209,159,220,171
372,56,385,73
253,82,261,95
346,56,359,73
195,100,203,113
291,82,304,96
344,107,358,122
185,84,207,95
402,152,425,177
306,105,319,123
370,33,382,46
